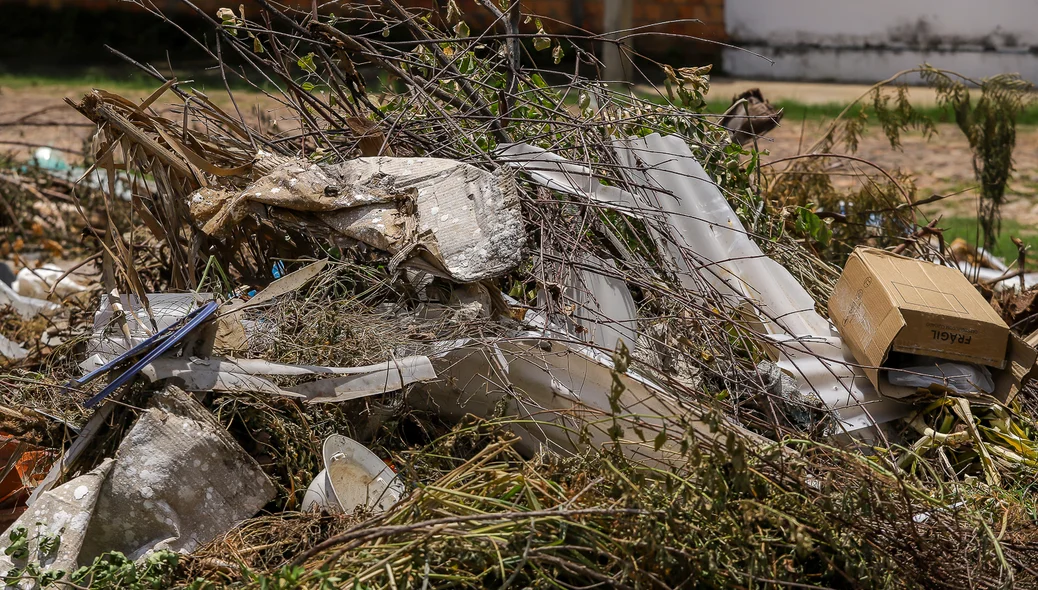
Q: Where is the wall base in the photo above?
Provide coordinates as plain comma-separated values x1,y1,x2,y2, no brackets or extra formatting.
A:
723,46,1038,84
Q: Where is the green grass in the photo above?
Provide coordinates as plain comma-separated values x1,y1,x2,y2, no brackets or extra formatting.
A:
7,70,1038,127
697,99,1038,126
939,216,1038,261
0,72,174,91
0,70,273,93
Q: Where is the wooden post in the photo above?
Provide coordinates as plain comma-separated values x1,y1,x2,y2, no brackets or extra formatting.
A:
602,0,633,84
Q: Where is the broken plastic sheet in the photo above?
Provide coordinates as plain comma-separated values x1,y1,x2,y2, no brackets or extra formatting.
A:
413,336,733,467
886,357,995,394
537,253,638,354
131,355,438,403
498,134,909,434
0,278,64,359
0,387,274,577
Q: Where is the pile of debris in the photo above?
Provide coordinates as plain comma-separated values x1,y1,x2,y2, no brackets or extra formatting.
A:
3,1,1038,588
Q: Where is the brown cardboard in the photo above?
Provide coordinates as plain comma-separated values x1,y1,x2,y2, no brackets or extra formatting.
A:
829,247,1032,401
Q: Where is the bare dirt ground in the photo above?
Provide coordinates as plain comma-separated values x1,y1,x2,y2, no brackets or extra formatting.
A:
0,82,289,162
3,81,1038,225
761,119,1038,226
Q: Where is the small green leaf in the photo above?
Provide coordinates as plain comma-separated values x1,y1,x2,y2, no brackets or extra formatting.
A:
533,34,551,52
530,73,547,88
794,207,832,246
654,431,668,452
301,82,316,92
453,20,469,38
252,36,264,53
297,53,316,73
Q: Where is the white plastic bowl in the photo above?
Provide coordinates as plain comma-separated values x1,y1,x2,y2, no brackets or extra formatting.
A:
301,434,404,514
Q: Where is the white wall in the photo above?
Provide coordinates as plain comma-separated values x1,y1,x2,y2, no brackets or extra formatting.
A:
723,0,1038,83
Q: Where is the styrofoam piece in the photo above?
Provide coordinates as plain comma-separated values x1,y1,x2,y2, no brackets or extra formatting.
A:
13,264,89,299
0,279,61,319
0,333,27,359
301,435,403,514
0,279,61,358
953,259,1038,291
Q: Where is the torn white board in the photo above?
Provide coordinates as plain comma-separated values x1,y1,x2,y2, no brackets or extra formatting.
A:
134,355,437,403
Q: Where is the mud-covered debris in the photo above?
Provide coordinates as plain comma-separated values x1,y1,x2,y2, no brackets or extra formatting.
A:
191,155,525,283
0,386,274,579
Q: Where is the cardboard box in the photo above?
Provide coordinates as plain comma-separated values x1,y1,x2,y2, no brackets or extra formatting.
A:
828,247,1038,400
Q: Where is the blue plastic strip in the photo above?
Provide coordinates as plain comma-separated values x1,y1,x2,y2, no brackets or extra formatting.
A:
83,301,220,408
74,302,217,387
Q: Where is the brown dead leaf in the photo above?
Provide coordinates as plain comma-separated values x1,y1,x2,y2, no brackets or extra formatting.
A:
41,239,63,258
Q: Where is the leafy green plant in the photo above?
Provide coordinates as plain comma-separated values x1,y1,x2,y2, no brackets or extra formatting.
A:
3,527,28,561
3,524,178,590
69,550,179,590
794,206,833,248
921,66,1034,253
